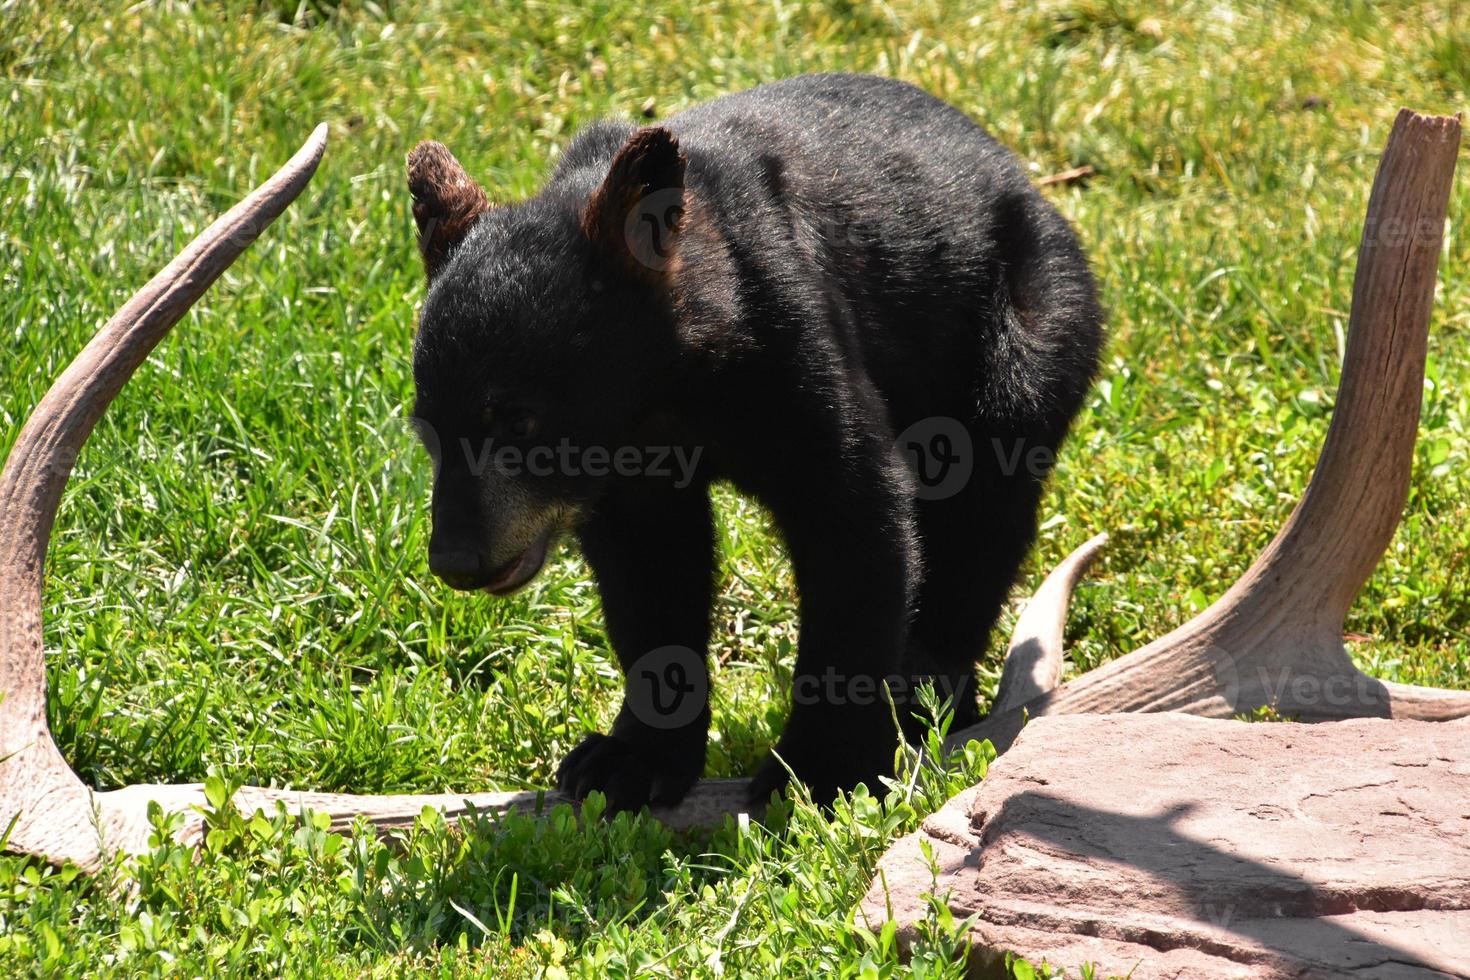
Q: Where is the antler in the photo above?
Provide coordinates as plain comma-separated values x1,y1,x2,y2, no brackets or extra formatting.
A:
0,127,329,868
4,110,1466,871
941,108,1470,755
991,532,1108,715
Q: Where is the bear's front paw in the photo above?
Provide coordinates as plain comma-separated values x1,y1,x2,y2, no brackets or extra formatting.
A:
555,732,702,813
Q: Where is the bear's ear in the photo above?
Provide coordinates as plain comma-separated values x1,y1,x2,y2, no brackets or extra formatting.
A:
581,126,687,278
406,141,491,279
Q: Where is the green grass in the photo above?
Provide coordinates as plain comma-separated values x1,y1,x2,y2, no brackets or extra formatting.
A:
2,0,1468,975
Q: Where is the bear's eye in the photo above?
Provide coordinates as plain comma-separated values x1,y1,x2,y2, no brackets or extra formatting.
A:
508,412,538,439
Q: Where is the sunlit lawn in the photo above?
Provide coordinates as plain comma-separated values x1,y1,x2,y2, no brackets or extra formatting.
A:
2,0,1467,975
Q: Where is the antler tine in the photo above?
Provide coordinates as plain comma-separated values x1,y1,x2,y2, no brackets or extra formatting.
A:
0,125,327,869
991,532,1108,715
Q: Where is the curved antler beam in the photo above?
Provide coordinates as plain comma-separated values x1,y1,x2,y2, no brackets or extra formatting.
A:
0,127,328,869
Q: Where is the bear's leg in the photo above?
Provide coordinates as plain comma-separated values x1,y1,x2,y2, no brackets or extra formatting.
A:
557,482,716,812
899,444,1049,741
746,428,919,806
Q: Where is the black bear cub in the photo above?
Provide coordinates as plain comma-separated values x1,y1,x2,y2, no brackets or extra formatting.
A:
407,74,1103,810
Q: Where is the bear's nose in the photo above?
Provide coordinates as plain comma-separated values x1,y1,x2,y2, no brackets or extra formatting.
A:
429,549,487,590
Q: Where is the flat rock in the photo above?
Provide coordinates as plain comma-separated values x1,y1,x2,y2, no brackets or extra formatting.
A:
859,713,1470,978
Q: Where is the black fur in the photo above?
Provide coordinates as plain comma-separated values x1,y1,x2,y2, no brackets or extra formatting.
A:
409,74,1104,810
